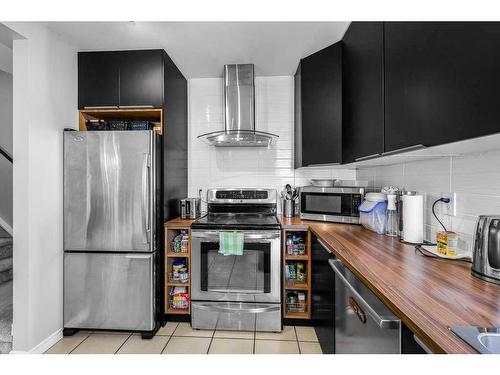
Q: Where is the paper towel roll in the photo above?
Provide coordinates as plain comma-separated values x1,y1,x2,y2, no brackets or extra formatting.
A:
403,194,424,244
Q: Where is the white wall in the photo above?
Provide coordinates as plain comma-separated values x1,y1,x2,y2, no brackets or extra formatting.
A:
188,76,355,210
357,149,500,255
4,22,77,353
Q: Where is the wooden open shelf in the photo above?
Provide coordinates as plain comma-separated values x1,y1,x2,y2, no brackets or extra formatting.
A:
164,223,191,315
285,281,308,290
166,252,189,258
284,310,310,319
78,108,163,135
284,255,309,261
166,307,190,315
283,229,311,319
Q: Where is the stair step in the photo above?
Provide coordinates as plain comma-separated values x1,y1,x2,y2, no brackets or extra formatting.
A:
0,239,12,261
0,341,12,354
0,269,12,285
0,321,12,343
0,257,12,273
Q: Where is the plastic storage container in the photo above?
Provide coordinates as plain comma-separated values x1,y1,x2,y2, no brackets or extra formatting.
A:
358,193,388,235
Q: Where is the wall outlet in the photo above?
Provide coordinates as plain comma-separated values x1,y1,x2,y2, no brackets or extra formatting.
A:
441,192,457,217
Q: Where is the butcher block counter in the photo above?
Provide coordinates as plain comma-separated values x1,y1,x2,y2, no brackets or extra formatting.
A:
280,216,500,354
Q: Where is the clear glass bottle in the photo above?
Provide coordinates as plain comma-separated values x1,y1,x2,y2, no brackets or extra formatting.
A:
386,194,399,237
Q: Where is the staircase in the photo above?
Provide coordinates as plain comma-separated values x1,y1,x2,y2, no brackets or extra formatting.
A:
0,229,12,354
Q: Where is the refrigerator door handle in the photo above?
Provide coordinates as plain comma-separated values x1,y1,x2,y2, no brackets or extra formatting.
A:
142,153,151,244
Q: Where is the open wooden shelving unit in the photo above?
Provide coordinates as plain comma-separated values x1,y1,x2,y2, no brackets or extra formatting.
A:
282,229,312,319
78,108,164,135
164,222,191,315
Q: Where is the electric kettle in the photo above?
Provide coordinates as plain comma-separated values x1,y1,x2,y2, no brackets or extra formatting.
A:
471,215,500,284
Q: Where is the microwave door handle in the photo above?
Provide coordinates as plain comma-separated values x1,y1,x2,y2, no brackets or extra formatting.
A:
329,259,399,329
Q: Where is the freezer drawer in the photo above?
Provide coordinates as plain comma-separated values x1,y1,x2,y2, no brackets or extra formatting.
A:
64,252,155,331
191,302,282,332
330,259,401,354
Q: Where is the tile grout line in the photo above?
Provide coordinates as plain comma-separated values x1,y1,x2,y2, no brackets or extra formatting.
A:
160,322,179,354
206,326,217,354
68,331,93,354
114,333,132,354
295,327,301,354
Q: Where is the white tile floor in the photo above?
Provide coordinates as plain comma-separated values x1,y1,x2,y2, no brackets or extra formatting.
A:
45,323,322,354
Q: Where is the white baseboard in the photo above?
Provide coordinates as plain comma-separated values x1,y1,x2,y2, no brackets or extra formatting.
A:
9,328,63,354
0,216,12,236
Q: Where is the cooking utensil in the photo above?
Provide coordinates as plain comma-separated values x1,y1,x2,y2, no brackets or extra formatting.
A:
311,179,336,187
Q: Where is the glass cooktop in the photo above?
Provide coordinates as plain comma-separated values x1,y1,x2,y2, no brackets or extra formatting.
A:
191,213,281,230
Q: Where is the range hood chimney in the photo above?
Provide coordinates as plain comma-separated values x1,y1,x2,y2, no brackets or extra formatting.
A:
198,64,279,147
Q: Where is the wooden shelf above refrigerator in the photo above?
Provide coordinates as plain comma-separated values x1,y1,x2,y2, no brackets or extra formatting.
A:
78,108,163,135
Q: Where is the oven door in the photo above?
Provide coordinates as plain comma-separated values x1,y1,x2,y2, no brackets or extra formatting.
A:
191,230,281,303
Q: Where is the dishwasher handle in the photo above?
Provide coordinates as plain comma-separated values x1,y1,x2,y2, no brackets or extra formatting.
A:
329,259,399,329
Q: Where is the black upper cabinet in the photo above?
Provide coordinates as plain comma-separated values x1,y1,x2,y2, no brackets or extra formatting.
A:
342,22,384,163
78,52,119,108
385,22,500,152
119,50,164,108
295,42,342,167
78,50,164,109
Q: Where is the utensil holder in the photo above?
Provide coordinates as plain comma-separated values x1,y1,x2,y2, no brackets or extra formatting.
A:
283,199,295,218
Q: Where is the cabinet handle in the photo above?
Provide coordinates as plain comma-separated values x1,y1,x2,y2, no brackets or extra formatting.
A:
355,153,381,162
317,238,332,254
413,335,433,354
381,144,426,157
83,106,119,109
118,105,155,109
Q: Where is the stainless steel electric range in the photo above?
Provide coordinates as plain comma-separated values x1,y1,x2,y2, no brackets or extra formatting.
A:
190,188,282,332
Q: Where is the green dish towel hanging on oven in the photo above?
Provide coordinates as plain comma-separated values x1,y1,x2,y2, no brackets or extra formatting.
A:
219,231,244,256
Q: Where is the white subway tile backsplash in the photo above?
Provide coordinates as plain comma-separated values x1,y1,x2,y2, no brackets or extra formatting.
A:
188,76,356,201
359,145,500,252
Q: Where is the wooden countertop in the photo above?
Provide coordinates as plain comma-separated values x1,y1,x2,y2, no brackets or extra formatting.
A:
281,216,500,354
165,215,500,353
164,217,196,229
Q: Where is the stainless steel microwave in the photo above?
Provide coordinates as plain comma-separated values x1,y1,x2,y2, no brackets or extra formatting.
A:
299,186,364,224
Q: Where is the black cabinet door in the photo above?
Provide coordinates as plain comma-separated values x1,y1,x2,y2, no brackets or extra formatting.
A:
119,50,164,108
78,52,119,109
295,42,342,167
294,62,303,168
385,22,500,152
342,22,384,163
311,235,335,354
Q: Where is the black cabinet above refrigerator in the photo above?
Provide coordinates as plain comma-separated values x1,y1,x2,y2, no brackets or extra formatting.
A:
78,49,164,109
78,52,120,109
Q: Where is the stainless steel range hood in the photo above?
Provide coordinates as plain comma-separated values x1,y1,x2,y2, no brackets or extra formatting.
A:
198,64,279,147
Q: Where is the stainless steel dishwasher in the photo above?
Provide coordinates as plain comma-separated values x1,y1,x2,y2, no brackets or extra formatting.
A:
329,259,401,353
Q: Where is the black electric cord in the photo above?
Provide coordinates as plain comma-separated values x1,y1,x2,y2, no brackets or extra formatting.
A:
414,244,472,263
432,197,450,232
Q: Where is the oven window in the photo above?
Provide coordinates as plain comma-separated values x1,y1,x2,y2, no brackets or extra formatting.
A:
200,242,271,294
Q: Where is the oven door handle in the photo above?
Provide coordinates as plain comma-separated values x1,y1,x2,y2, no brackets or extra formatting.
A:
194,302,281,314
191,231,281,241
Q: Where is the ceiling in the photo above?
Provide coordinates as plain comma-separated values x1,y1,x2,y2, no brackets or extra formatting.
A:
46,22,349,78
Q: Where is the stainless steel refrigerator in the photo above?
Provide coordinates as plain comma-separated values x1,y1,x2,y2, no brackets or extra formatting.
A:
63,130,160,337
